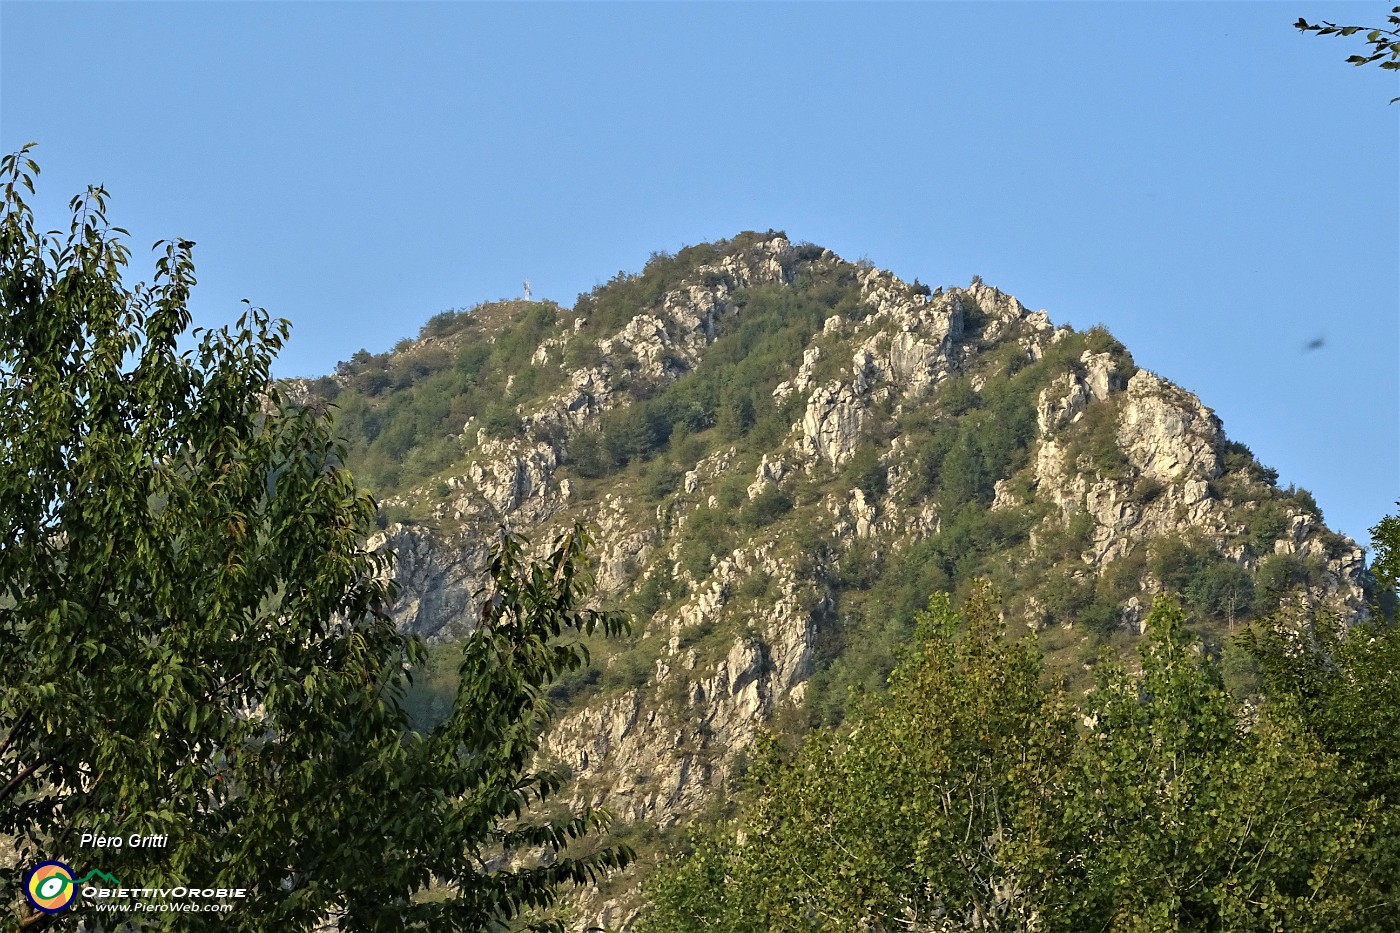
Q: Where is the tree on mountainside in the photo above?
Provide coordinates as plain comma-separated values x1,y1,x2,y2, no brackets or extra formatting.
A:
640,582,1069,933
0,145,629,932
640,587,1400,931
1026,597,1394,932
1238,508,1400,820
1369,503,1400,598
1295,5,1400,102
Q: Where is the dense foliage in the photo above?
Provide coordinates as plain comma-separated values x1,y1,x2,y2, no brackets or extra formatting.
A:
640,584,1400,932
313,299,566,497
0,148,629,932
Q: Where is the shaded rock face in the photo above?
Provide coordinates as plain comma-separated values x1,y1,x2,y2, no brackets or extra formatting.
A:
368,524,483,643
333,233,1372,928
543,541,818,844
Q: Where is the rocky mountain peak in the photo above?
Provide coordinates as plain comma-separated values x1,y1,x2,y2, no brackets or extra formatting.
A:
301,232,1373,928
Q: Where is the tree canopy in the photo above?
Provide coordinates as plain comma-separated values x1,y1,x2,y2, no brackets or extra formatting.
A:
0,145,629,931
641,583,1400,931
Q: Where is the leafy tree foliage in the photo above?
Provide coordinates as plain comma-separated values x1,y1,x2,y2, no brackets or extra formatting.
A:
1296,6,1400,102
1027,598,1393,932
1147,536,1260,626
641,583,1068,933
1370,501,1400,599
641,587,1399,931
0,147,628,931
1243,612,1400,808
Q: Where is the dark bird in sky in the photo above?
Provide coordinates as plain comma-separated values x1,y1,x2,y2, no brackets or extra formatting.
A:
1303,336,1325,352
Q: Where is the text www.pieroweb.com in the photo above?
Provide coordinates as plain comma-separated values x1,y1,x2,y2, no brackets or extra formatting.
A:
90,894,235,915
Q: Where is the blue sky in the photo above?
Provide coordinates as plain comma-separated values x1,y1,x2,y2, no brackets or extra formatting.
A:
2,2,1396,546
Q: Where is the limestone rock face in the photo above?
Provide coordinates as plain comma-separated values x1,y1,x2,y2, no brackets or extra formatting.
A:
851,489,878,538
1036,351,1125,436
592,493,658,597
513,366,615,452
1026,364,1367,619
600,314,676,380
368,524,483,643
746,454,789,500
773,346,822,402
468,440,563,521
965,280,1033,344
601,236,800,380
1117,370,1224,483
543,542,818,841
1081,351,1123,402
847,268,965,398
1037,373,1090,435
1033,386,1220,567
882,330,957,397
799,381,867,466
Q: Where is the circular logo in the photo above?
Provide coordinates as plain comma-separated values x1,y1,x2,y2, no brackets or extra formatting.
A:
24,861,76,913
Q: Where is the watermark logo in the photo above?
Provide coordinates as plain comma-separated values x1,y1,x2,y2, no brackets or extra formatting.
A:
26,861,72,913
23,862,121,914
22,859,243,917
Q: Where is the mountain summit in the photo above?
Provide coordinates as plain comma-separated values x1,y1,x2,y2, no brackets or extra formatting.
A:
295,231,1370,926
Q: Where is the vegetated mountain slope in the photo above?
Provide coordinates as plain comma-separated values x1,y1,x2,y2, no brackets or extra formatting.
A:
292,231,1371,928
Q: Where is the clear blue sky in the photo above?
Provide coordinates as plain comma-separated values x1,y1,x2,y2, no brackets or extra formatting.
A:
3,2,1396,547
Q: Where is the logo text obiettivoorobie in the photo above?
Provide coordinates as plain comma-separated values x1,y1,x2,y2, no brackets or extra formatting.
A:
22,859,248,916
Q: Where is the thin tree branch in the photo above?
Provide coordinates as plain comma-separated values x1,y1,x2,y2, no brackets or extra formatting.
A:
0,758,44,803
0,709,31,759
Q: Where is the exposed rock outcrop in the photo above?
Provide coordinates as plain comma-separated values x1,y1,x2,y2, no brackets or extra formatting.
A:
369,524,483,642
798,381,867,466
467,439,564,521
1117,370,1224,483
